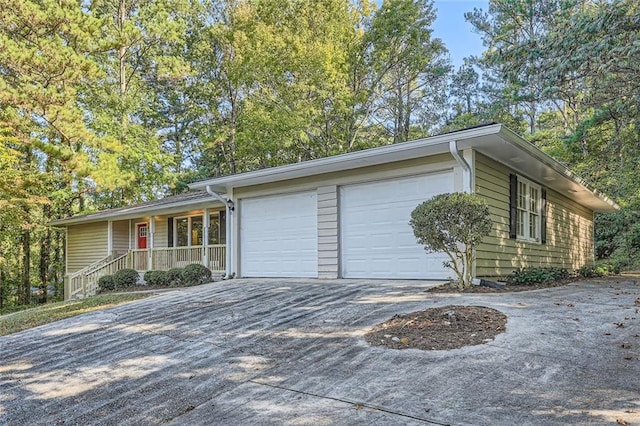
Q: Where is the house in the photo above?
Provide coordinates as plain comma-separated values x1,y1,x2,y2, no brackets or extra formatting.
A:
52,123,618,299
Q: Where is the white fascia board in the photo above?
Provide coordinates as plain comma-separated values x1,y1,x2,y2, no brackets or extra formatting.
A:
50,198,224,226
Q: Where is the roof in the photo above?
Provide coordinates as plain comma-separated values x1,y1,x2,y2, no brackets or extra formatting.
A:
52,124,618,227
50,191,222,226
189,123,618,212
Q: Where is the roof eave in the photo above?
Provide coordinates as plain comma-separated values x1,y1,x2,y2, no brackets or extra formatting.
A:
188,124,504,193
49,197,223,226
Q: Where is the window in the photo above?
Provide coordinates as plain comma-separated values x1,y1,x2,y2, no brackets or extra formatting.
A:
174,216,203,247
207,211,226,245
174,212,226,247
515,176,541,242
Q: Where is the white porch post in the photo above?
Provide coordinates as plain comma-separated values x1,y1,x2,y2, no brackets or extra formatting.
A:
203,208,210,268
226,188,234,278
148,216,155,270
107,220,113,256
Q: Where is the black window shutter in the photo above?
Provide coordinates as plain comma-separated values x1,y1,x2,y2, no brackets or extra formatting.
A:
509,174,518,239
167,217,173,247
541,189,547,244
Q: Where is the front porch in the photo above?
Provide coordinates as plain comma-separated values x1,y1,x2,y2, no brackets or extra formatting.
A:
67,245,226,299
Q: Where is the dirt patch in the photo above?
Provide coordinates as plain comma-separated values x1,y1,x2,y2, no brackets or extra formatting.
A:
365,305,507,351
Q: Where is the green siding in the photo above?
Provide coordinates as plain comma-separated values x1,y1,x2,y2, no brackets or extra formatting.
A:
475,153,594,277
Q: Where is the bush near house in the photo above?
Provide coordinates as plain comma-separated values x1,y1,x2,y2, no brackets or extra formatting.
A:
182,264,212,286
410,193,492,289
506,267,569,285
98,275,116,292
576,261,621,278
113,269,140,288
507,262,621,285
143,270,169,287
166,268,184,287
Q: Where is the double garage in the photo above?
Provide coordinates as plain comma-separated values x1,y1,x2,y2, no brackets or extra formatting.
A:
239,170,454,280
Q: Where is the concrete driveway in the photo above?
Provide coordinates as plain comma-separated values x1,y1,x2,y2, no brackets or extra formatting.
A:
1,278,639,425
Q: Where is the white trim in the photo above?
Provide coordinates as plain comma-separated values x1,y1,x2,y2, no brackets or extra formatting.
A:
149,216,155,249
107,220,113,255
516,175,542,244
173,214,205,247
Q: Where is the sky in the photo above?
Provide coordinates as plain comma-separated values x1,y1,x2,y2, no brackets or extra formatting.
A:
431,0,489,69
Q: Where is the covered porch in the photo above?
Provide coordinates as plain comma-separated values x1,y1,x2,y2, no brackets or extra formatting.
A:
66,205,228,299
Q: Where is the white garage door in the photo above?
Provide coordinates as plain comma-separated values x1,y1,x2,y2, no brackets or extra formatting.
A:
240,191,317,277
340,172,454,279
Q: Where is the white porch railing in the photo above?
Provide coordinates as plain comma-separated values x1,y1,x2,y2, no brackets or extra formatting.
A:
152,246,203,270
67,245,226,300
129,246,226,272
69,253,128,299
207,244,225,272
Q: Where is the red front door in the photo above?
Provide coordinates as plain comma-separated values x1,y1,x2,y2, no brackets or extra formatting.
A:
137,223,148,249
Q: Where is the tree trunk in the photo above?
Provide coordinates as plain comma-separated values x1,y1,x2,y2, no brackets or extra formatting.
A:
20,224,31,305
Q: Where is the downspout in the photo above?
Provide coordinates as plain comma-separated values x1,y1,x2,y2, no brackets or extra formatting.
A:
206,185,234,279
449,139,475,284
448,139,472,193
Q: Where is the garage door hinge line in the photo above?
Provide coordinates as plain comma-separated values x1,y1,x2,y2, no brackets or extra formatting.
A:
248,379,452,426
206,185,235,279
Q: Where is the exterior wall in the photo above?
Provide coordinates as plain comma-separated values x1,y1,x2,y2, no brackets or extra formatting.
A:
317,185,339,279
127,209,224,249
475,153,594,278
66,222,109,273
112,220,129,255
232,154,461,277
154,216,168,249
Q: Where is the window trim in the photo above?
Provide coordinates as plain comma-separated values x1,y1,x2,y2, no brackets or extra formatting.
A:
173,211,226,247
173,214,204,247
515,175,542,243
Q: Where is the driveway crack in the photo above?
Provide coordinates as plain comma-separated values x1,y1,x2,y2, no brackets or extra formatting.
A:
247,379,453,425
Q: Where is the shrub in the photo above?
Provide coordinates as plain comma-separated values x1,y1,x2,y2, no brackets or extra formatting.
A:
113,269,139,288
98,275,116,292
166,268,184,287
410,193,492,289
507,267,569,285
576,261,620,278
144,270,169,287
181,264,212,287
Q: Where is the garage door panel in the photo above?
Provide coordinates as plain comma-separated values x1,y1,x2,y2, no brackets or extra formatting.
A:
240,191,317,277
340,172,454,279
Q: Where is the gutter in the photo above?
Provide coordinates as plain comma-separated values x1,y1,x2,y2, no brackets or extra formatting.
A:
449,139,473,192
206,185,235,279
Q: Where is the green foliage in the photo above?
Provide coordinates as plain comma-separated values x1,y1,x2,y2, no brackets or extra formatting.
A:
98,275,116,292
181,264,212,287
0,293,151,336
143,271,169,287
506,267,569,286
576,262,621,279
166,268,184,287
112,269,139,289
410,193,492,288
